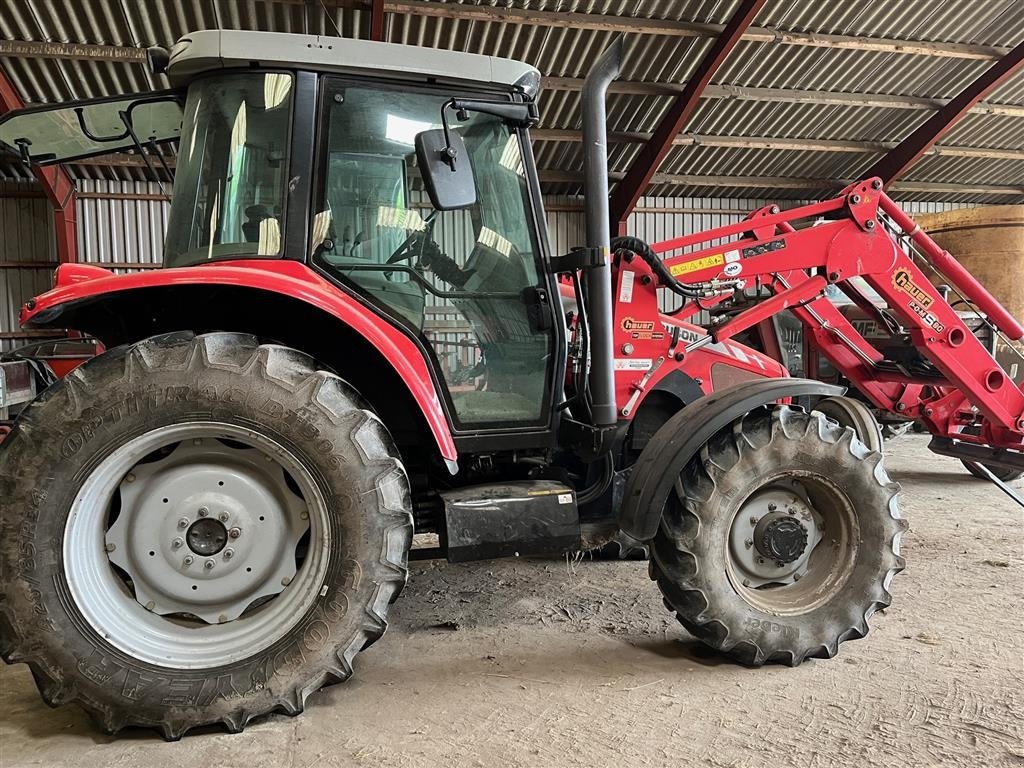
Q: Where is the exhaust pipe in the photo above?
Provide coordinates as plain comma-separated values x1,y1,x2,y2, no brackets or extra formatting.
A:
580,36,624,428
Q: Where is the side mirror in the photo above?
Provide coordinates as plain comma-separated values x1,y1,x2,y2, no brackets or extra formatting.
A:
415,129,477,211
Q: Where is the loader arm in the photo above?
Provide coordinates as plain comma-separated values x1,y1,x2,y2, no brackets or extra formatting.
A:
649,178,1024,457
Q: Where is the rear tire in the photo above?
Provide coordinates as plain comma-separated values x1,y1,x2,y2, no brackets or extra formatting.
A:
0,332,413,738
651,406,905,666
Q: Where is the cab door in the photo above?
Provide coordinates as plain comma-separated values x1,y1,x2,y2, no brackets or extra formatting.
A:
309,78,562,443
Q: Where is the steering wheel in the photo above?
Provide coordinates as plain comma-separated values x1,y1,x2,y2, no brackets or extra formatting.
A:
380,212,443,280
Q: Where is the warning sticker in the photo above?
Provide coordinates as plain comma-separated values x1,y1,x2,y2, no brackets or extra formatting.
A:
669,253,724,277
615,358,653,371
557,493,573,504
618,269,635,304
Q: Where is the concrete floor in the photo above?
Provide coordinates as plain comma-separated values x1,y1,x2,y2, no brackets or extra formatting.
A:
2,435,1022,767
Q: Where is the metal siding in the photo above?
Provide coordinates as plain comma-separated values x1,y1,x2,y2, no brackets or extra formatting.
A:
77,180,170,272
0,183,56,352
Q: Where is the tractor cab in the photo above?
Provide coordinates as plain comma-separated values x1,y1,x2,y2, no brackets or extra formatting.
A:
1,31,562,437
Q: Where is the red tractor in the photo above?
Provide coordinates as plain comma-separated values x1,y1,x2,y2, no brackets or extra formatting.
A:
1,31,959,738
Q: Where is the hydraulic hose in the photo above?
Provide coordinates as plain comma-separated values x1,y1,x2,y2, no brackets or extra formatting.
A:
610,236,703,299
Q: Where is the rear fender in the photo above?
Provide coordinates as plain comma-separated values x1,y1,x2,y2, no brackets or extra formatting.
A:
21,260,458,470
618,378,845,542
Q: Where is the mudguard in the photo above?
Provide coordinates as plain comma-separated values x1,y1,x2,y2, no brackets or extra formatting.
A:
20,260,458,466
618,377,845,542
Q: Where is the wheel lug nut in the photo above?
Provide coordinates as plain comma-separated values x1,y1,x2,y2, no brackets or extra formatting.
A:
204,560,216,570
219,511,229,522
768,503,777,511
177,518,190,529
749,516,759,526
744,538,753,549
198,507,209,517
223,548,234,560
172,537,183,549
228,527,241,539
183,556,194,567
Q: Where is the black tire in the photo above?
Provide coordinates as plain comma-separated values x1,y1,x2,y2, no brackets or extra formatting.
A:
812,395,883,453
0,332,413,738
961,459,1024,483
651,406,906,666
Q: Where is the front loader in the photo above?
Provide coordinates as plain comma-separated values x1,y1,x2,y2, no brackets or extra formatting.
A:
643,187,1024,503
0,32,905,738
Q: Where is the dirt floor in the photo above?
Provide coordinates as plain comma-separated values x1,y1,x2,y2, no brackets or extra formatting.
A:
2,434,1022,767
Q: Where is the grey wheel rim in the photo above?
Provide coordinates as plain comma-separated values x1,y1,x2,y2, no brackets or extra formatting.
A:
63,422,331,670
725,474,860,615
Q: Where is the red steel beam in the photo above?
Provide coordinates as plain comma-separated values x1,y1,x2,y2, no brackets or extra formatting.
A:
370,0,386,41
608,0,767,234
863,40,1024,184
0,67,79,263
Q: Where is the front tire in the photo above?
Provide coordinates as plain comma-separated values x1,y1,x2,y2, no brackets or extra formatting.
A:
0,332,412,738
651,406,905,666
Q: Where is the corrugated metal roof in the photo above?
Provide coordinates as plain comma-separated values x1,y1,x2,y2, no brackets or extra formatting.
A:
0,0,1021,202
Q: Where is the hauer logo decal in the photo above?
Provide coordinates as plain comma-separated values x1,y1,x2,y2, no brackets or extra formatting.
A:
893,268,934,308
724,262,743,277
621,317,664,340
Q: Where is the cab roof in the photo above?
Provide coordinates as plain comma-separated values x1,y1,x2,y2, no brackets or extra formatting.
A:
166,30,541,97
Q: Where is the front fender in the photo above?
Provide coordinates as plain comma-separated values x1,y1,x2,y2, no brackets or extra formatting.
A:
618,378,845,542
22,260,458,467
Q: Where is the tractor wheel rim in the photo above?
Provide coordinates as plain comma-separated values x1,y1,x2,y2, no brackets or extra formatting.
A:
725,474,859,615
64,421,331,670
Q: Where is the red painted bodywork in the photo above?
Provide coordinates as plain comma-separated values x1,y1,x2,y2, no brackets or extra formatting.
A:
557,276,786,414
648,179,1024,453
21,260,458,462
24,258,784,467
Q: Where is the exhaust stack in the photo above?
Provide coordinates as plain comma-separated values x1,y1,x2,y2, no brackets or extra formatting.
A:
580,36,624,428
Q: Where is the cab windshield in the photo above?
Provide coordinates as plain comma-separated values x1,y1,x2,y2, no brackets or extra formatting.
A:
164,73,294,266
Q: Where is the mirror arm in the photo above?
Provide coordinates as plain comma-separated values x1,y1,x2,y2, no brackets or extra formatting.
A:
118,109,168,195
438,99,460,170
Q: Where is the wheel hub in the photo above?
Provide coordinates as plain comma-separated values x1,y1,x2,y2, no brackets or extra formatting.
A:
104,437,310,623
186,517,228,556
753,513,808,564
728,484,823,587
